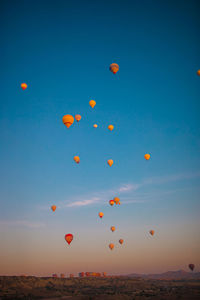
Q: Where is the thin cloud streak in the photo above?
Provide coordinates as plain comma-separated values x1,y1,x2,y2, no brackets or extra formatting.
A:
57,171,200,208
142,171,200,186
66,197,100,207
118,184,141,192
0,220,45,229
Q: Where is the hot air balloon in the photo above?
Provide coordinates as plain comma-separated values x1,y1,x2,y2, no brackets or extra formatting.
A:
21,83,27,90
75,114,81,122
107,159,113,167
189,264,195,271
62,115,74,128
108,125,114,131
99,212,104,219
149,230,155,236
119,239,124,245
51,205,56,212
144,154,150,160
114,197,120,205
93,124,98,128
65,234,73,245
74,156,80,164
109,63,119,74
109,200,115,206
197,70,200,76
111,226,115,232
89,100,96,108
109,243,114,250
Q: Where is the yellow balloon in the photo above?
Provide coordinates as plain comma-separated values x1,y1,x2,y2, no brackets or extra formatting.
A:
108,125,114,131
89,100,96,108
99,212,104,218
93,124,98,128
107,159,113,167
74,156,80,164
114,197,120,204
62,115,74,128
144,153,150,160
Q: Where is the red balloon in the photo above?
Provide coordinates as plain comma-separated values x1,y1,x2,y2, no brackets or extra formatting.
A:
65,234,73,245
189,264,195,271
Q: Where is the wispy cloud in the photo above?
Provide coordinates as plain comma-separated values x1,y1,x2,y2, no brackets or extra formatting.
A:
142,171,200,186
50,171,200,208
66,197,100,207
0,220,45,229
118,183,141,192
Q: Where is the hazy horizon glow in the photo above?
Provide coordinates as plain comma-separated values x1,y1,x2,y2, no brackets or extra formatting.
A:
0,0,200,276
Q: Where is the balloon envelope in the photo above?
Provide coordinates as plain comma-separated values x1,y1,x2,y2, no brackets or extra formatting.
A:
74,156,80,164
119,239,124,244
114,197,120,204
99,212,104,218
108,125,114,131
197,70,200,76
62,115,74,128
144,154,150,160
89,100,96,108
109,243,114,250
51,205,56,212
107,159,113,167
93,124,98,128
21,83,27,90
111,226,115,232
189,264,195,271
65,234,73,245
75,114,82,122
109,63,119,74
109,200,115,206
149,230,155,236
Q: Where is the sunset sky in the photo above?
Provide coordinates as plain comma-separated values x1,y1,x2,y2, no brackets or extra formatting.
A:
0,0,200,276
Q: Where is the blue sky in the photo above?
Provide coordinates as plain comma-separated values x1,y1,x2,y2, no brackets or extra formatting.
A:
0,0,200,276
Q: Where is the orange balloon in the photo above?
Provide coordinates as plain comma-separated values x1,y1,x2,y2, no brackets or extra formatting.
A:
149,230,155,236
144,153,150,160
89,100,96,108
107,159,113,167
108,125,114,131
114,197,120,204
109,243,114,250
109,63,119,74
21,83,27,90
65,233,73,245
75,114,82,122
51,205,56,212
119,239,124,245
74,156,80,164
109,200,115,206
197,70,200,76
62,115,74,128
99,212,104,218
111,226,115,232
93,124,98,128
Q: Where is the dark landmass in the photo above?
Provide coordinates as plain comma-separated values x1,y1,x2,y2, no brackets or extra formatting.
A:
1,275,200,300
127,270,200,280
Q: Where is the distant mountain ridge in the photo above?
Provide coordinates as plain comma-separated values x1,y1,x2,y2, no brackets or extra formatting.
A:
127,270,200,280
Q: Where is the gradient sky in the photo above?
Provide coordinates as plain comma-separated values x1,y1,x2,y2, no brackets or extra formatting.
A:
0,0,200,276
